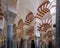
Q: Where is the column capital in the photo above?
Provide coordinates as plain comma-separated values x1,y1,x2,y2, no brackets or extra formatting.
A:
5,11,16,25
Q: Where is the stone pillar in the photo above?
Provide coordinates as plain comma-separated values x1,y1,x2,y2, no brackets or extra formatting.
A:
24,39,28,48
34,18,41,48
6,16,16,48
5,7,16,48
7,24,13,48
35,37,39,48
23,36,29,48
56,0,60,48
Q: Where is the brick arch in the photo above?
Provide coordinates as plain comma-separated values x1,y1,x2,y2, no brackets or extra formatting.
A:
38,19,52,32
17,19,24,38
18,19,24,29
36,0,56,19
36,1,50,19
37,18,54,42
25,12,34,25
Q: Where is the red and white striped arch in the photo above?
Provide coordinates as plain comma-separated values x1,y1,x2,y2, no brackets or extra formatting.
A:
17,19,24,30
38,19,52,32
25,12,34,25
35,0,56,20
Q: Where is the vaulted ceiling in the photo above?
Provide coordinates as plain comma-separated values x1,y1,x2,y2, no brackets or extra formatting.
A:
14,0,50,25
7,0,56,26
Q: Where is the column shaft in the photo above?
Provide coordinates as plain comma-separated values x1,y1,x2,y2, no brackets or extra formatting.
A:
7,24,13,48
24,39,27,48
36,38,39,48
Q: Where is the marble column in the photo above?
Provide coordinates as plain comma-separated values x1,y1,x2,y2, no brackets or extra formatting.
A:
17,39,21,48
35,37,39,48
56,0,60,48
7,24,13,48
24,39,28,48
23,36,29,48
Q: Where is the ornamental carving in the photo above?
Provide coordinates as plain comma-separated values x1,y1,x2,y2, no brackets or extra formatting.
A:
25,12,34,25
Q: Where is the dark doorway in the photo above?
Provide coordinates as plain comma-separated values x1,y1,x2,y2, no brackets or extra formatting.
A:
31,40,35,48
